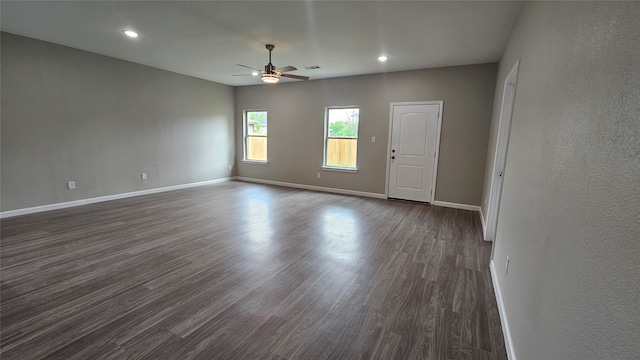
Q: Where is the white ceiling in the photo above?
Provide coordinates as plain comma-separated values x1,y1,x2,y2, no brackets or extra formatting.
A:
1,1,523,86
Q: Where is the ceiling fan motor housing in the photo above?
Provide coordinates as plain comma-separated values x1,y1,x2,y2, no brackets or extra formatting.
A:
265,63,277,74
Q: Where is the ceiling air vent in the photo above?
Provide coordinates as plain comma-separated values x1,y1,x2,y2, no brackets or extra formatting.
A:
304,65,321,70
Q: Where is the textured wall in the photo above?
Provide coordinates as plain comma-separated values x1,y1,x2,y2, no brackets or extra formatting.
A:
1,33,235,211
236,64,497,205
485,2,640,359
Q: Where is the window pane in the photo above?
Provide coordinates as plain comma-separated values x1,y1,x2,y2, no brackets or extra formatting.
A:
247,136,267,161
245,110,267,161
247,111,267,136
328,108,359,138
326,138,357,168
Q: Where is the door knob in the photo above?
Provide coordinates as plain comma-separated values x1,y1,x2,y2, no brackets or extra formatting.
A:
392,156,395,160
392,149,396,153
499,171,503,177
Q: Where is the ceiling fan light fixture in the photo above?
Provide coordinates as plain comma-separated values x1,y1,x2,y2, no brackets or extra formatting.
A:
122,30,139,38
261,74,279,83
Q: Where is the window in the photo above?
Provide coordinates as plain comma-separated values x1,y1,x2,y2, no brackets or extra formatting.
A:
244,110,268,162
324,107,359,170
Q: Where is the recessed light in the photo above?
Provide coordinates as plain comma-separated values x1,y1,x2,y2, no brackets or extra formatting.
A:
251,71,259,76
378,55,388,62
123,30,139,38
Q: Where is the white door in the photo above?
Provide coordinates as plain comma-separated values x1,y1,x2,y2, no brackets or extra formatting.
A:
485,60,519,241
387,102,442,203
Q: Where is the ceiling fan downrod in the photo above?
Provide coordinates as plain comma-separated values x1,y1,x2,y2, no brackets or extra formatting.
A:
265,44,275,74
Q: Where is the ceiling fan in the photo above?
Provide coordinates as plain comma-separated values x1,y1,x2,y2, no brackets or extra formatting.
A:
234,44,310,84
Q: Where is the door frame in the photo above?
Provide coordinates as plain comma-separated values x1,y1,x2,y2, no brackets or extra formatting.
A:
385,101,443,204
485,60,520,241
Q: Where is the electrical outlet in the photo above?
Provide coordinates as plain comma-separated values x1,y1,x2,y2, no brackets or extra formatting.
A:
67,181,76,190
371,136,376,143
505,256,510,274
141,173,147,180
317,172,321,178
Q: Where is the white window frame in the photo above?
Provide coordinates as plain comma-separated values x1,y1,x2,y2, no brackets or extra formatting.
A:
322,106,360,172
243,109,268,164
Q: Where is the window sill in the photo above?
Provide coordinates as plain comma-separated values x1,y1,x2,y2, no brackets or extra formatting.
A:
322,166,358,173
242,160,268,165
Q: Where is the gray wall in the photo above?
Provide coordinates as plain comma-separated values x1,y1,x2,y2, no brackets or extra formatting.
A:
482,2,640,359
235,64,497,205
1,33,235,211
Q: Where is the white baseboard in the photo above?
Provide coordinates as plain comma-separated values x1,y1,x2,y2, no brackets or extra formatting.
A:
490,260,517,360
432,200,481,212
235,177,386,199
0,177,233,219
480,206,489,240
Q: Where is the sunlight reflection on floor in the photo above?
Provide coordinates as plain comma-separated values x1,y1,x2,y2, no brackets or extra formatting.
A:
244,191,274,252
321,206,360,262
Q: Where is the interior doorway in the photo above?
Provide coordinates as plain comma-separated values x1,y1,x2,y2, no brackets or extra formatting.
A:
485,60,520,241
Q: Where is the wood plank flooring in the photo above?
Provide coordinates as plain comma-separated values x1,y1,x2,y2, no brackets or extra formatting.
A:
0,181,506,359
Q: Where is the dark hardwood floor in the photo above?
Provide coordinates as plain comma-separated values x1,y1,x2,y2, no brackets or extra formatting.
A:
0,181,506,359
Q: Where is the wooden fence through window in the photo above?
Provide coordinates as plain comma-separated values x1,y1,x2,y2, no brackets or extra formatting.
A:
327,138,357,167
247,136,267,161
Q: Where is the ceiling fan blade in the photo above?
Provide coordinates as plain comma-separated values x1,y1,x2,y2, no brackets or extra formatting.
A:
281,73,310,81
277,65,297,73
236,64,261,71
